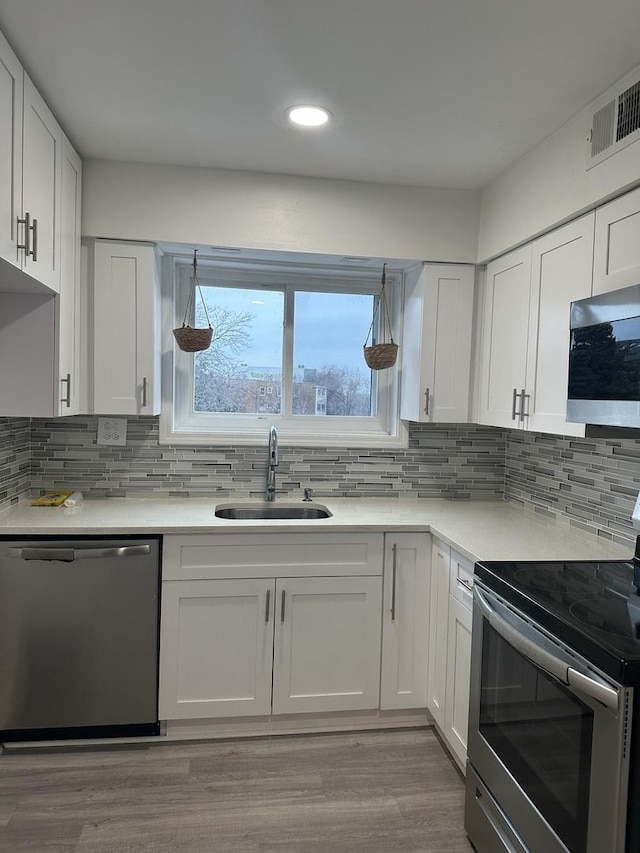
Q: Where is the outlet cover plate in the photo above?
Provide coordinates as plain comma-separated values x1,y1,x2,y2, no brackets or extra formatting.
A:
97,417,127,446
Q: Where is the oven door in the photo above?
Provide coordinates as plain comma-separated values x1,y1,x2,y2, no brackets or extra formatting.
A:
466,582,632,853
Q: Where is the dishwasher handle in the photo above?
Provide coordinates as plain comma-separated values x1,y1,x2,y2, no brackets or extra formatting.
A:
5,545,152,562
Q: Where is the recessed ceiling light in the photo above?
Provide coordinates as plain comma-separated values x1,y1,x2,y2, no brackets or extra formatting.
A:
286,105,331,128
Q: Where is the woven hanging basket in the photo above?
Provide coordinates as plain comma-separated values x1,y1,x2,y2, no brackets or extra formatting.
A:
173,249,214,353
173,325,213,352
363,263,398,370
364,341,398,370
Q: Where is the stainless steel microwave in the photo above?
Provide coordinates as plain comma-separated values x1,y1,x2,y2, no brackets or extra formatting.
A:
567,282,640,426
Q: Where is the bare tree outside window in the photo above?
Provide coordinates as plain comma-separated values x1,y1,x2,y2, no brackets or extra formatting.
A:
190,283,376,417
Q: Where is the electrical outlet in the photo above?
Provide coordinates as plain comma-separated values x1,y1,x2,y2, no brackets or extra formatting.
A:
97,417,127,446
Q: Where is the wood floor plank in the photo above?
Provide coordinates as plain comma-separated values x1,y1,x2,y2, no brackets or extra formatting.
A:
0,728,473,853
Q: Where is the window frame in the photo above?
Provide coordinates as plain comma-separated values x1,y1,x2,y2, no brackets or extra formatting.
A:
160,253,408,448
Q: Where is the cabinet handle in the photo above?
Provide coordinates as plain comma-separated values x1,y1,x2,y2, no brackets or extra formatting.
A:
281,589,286,623
265,588,271,623
17,212,31,257
141,377,148,408
391,543,398,621
457,576,474,593
30,218,38,261
61,374,71,407
511,388,520,421
424,388,430,416
520,388,529,423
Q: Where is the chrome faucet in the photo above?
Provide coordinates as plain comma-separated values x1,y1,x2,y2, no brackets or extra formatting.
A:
266,425,278,501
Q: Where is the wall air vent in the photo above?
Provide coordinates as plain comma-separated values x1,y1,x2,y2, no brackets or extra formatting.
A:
587,67,640,169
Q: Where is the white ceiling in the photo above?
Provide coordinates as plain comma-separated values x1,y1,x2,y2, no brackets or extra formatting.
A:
2,0,640,190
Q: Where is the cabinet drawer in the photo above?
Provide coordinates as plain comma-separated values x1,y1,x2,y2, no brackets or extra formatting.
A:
449,549,475,610
163,533,384,580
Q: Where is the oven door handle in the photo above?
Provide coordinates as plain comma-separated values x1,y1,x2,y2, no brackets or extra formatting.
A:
474,586,619,711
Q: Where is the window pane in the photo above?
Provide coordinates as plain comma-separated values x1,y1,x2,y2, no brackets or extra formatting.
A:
293,291,375,416
194,287,284,414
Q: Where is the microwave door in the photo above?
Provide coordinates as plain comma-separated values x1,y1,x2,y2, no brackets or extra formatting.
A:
567,282,640,426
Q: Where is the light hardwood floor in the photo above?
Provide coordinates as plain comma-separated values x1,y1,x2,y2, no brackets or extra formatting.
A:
0,728,473,852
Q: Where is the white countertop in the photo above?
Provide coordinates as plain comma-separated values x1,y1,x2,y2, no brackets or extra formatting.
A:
0,497,633,564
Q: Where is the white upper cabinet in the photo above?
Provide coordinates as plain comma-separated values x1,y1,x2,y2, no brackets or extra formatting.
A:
0,29,63,293
0,30,22,267
92,241,161,415
593,186,640,295
477,245,532,428
57,134,82,415
21,75,62,293
525,215,594,435
477,214,594,435
0,134,81,418
401,264,475,423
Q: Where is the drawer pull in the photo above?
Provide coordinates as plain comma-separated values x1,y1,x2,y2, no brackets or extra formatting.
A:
457,576,474,593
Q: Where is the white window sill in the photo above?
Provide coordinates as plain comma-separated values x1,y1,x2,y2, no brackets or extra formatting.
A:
159,416,409,449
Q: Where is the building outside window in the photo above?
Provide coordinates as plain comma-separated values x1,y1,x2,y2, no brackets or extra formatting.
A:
163,253,405,447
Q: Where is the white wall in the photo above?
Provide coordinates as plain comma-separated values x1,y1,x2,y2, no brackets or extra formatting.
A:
479,104,640,262
82,160,480,263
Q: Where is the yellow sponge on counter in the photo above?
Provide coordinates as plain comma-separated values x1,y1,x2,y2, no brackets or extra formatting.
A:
31,490,74,507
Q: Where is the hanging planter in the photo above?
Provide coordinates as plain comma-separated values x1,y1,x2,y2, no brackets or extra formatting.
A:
173,249,214,352
363,263,398,370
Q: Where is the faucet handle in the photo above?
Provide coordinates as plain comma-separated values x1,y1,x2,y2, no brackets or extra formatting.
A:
303,488,314,502
269,425,278,466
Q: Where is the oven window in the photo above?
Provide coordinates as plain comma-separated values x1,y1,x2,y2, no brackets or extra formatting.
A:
480,624,593,853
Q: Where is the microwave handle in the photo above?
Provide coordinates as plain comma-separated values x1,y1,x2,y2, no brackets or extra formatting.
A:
474,586,619,711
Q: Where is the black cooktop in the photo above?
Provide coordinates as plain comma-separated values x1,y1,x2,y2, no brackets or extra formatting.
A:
475,537,640,686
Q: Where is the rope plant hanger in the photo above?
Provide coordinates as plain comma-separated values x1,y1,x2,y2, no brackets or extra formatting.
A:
363,263,398,370
173,249,214,352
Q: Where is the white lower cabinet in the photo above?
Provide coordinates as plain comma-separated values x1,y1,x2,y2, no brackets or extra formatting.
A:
159,578,275,719
427,538,450,729
272,575,382,714
159,533,384,721
427,537,475,772
444,594,472,769
380,533,430,710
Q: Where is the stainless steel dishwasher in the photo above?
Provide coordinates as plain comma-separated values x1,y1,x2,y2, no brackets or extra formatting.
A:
0,536,160,740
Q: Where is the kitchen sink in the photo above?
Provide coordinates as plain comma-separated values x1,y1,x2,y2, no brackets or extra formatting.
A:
214,503,332,520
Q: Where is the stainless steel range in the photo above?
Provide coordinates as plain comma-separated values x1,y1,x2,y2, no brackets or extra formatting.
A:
465,539,640,853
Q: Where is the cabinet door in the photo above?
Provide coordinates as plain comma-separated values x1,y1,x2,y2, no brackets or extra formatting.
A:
400,264,474,423
593,187,640,295
159,578,275,720
427,538,450,729
525,215,593,436
22,74,61,292
380,533,430,710
57,135,82,415
272,575,382,715
93,241,159,415
477,245,532,428
444,595,472,772
0,31,22,266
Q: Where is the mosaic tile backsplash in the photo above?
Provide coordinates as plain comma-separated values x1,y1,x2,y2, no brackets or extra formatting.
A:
28,417,506,500
505,430,640,546
3,415,640,545
0,418,30,510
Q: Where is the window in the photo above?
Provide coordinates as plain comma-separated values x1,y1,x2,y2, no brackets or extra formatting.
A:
162,255,406,447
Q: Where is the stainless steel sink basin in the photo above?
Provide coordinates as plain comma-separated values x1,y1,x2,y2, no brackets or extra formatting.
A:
214,502,332,520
